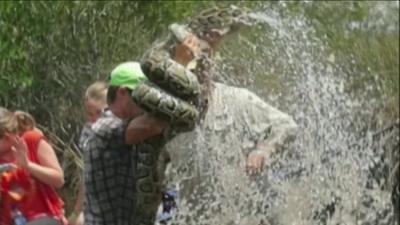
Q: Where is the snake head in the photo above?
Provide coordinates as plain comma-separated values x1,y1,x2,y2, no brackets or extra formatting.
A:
188,5,254,39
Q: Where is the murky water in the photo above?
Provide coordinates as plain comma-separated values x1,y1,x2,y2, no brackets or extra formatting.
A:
165,3,398,225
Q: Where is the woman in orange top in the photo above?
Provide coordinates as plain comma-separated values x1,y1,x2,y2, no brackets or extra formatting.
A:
0,108,66,225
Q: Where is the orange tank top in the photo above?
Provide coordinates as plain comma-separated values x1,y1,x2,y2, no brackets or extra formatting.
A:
0,130,65,225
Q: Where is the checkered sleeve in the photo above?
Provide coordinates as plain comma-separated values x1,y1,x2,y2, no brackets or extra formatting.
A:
78,123,92,152
83,115,133,224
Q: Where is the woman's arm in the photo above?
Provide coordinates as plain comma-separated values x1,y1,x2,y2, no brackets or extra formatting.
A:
28,140,65,188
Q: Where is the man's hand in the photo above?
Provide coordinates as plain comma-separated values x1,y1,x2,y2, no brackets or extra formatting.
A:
246,150,267,176
174,34,201,65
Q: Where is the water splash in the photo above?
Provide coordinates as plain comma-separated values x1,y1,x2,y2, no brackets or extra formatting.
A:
166,3,398,225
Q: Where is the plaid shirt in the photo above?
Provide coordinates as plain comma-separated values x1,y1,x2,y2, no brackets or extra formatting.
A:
83,110,137,225
78,122,92,152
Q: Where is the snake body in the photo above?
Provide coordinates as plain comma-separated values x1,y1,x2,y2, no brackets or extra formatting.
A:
132,5,251,131
131,5,252,224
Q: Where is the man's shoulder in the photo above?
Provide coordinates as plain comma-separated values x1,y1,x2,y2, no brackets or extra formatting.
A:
214,82,263,104
91,111,125,138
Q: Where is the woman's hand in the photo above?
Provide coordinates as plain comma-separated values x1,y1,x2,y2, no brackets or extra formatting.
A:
11,136,30,168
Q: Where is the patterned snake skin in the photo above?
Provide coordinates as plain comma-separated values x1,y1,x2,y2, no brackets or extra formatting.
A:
132,5,252,132
132,5,253,225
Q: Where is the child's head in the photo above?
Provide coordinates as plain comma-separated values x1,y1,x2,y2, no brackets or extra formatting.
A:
84,81,108,123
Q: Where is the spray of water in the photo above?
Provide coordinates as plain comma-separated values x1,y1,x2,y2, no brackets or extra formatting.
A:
165,3,398,225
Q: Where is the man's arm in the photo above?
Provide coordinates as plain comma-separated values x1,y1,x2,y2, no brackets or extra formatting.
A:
255,104,297,154
244,92,298,175
125,113,169,145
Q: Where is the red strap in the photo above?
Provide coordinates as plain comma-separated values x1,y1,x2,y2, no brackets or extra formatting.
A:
22,130,44,163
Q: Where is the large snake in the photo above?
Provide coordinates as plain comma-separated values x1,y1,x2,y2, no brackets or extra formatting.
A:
130,5,253,225
132,5,252,132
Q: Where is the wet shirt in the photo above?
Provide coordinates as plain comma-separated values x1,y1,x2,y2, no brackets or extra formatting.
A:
83,110,137,225
163,82,298,208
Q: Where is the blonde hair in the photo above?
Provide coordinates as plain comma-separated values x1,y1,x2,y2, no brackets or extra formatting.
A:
85,81,108,105
0,108,36,138
14,110,36,133
0,107,18,138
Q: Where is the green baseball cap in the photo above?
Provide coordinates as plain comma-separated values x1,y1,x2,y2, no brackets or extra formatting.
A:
109,62,148,90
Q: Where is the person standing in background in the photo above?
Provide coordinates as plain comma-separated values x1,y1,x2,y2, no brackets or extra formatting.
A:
68,81,108,225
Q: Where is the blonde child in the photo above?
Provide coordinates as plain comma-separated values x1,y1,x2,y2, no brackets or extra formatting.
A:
68,81,108,225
